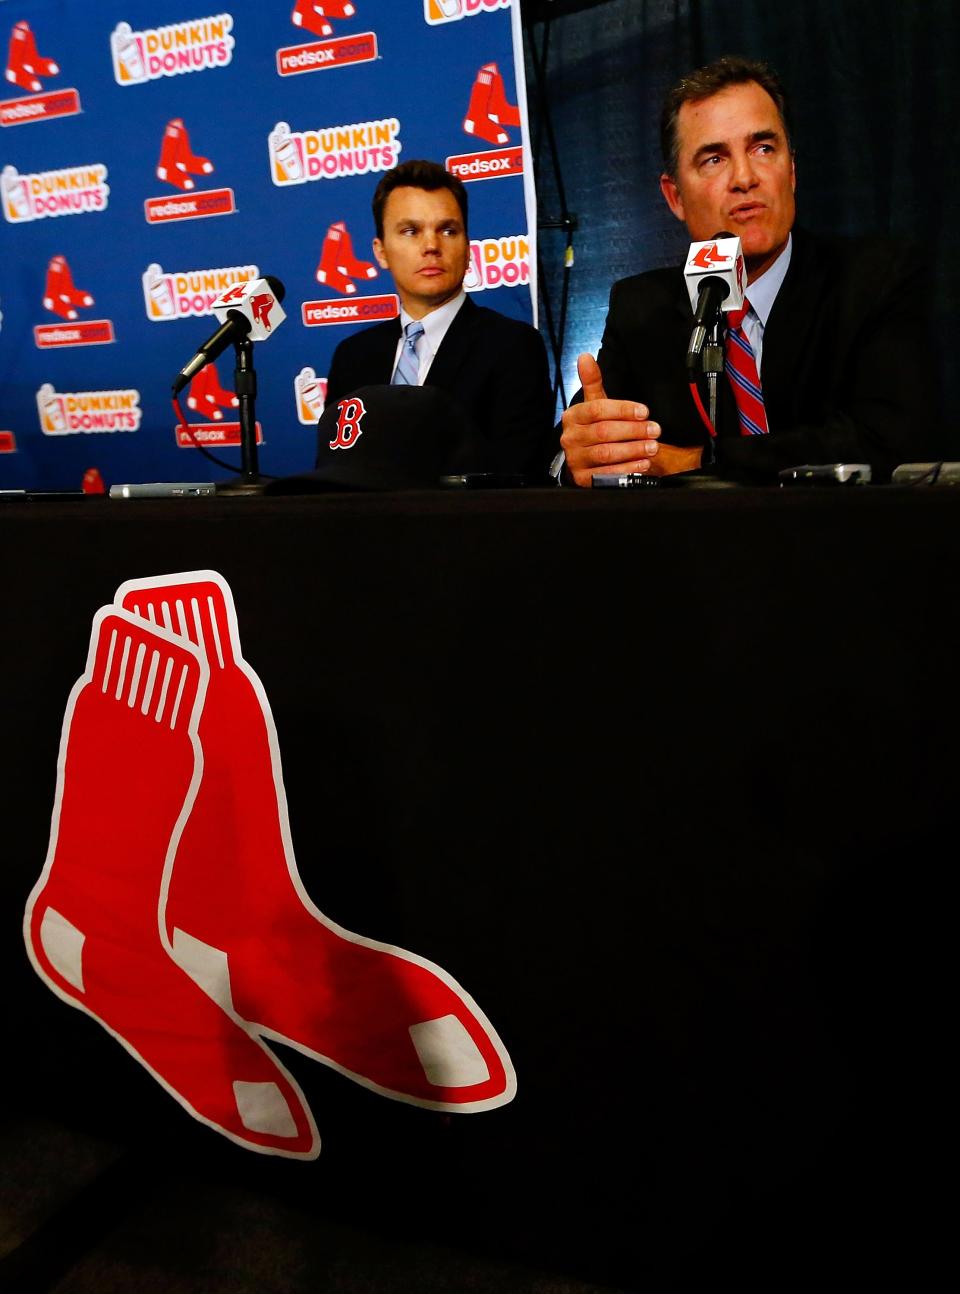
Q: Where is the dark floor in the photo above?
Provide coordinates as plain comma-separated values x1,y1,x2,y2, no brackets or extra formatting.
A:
1,1116,637,1294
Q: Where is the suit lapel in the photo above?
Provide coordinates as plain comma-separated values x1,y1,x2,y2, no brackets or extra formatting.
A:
760,231,826,419
369,319,402,384
424,297,478,390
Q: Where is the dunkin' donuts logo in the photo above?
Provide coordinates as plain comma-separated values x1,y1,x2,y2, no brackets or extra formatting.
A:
111,15,234,85
37,383,142,435
464,234,530,292
424,0,511,24
294,367,327,424
2,163,109,223
269,119,401,186
143,262,259,322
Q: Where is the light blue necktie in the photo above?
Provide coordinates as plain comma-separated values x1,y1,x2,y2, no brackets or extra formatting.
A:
392,320,424,386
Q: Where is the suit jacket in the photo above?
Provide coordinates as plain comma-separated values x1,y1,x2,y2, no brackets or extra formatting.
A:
322,296,555,475
594,228,942,481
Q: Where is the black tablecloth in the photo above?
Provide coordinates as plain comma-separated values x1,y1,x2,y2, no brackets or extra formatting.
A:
2,485,956,1283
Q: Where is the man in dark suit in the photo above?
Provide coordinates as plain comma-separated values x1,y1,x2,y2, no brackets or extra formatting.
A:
560,57,940,484
322,159,554,476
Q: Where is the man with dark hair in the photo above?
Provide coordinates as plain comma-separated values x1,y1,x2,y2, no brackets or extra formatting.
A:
321,159,554,476
559,55,940,484
370,157,469,241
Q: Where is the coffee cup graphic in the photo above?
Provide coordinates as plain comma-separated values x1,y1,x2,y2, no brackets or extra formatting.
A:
270,125,305,184
2,167,30,222
143,265,175,319
38,385,67,434
428,0,462,19
112,23,147,83
296,368,326,423
463,243,483,292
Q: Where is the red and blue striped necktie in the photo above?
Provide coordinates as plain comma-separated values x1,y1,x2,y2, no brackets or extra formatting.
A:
725,303,768,437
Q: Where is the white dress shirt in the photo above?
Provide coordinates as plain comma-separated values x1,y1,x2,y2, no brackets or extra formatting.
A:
391,291,468,384
737,233,792,376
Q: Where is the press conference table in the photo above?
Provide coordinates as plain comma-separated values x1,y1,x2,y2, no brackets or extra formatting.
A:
1,483,957,1285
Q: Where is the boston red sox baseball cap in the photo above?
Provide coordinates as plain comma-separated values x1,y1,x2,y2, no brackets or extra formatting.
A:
265,384,473,493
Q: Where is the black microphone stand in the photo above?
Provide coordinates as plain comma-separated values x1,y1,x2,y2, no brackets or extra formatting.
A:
702,314,725,429
217,336,267,496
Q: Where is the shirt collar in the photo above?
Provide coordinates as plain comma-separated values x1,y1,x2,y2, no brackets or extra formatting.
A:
400,291,467,354
743,233,792,326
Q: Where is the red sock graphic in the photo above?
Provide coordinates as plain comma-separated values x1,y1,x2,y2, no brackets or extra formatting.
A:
316,223,358,295
187,366,221,420
176,121,214,177
316,1,356,15
463,64,510,145
43,256,94,321
290,1,333,38
204,362,239,413
6,21,59,94
487,65,520,127
117,573,516,1112
157,119,213,191
336,223,378,283
187,364,237,421
24,608,319,1158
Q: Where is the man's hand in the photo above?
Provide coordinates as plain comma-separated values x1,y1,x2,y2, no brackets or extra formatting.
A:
560,354,701,486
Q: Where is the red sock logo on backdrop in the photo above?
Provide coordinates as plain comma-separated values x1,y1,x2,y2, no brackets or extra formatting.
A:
463,62,520,146
291,1,357,40
24,572,516,1158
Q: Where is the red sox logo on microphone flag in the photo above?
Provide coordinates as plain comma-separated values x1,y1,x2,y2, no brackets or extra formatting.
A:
690,243,730,270
250,292,275,330
24,571,516,1156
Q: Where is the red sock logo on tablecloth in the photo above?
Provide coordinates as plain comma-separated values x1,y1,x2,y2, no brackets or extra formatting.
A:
24,608,318,1158
24,572,516,1154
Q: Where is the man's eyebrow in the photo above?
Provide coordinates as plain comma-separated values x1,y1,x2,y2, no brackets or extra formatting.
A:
691,128,782,163
692,140,727,163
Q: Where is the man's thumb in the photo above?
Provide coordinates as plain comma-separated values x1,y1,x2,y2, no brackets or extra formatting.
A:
578,352,607,402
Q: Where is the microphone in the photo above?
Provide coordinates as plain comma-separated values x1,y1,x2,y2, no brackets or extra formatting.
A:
172,275,287,395
683,233,745,373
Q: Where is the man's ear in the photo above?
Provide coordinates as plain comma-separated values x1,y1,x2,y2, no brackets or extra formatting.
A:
372,238,389,270
659,172,685,224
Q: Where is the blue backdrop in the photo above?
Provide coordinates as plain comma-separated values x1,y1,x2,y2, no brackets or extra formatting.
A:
0,0,535,489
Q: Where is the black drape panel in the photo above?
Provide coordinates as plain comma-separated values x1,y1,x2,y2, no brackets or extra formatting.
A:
529,0,959,444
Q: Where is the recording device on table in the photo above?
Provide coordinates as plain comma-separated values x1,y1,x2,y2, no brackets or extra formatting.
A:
890,462,960,485
110,482,217,498
778,463,872,486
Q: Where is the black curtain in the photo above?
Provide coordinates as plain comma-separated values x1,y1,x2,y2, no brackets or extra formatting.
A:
528,0,959,444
